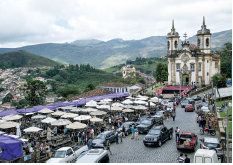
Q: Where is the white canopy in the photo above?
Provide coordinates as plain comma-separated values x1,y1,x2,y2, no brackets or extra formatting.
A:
61,113,79,118
90,118,103,122
97,105,110,109
59,106,77,110
82,108,97,112
98,101,110,105
122,109,134,113
16,123,21,137
134,105,148,110
8,134,20,139
126,96,134,99
0,131,5,134
109,106,123,111
70,108,83,113
23,127,43,132
66,122,87,130
2,114,23,121
51,119,72,126
0,122,18,129
145,102,156,107
74,115,91,121
31,114,46,119
41,117,57,124
134,100,147,105
85,100,98,107
51,111,66,116
122,99,134,104
90,110,107,116
38,108,54,114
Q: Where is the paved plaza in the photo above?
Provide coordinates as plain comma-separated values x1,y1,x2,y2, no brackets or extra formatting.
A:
109,92,217,163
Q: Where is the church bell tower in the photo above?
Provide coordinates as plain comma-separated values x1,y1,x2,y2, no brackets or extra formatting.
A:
167,20,180,55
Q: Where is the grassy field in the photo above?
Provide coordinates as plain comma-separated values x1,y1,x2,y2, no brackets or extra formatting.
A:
217,100,232,107
222,121,232,134
220,107,232,118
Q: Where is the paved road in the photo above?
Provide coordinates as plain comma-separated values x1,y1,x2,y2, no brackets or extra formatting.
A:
109,92,217,163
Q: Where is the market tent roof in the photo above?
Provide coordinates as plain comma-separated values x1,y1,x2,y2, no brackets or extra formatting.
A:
90,117,103,122
61,113,79,118
97,105,110,109
23,127,43,132
109,106,123,111
2,114,23,121
41,117,57,124
66,122,87,130
31,114,46,119
0,131,5,134
38,108,54,114
70,108,83,113
59,106,77,110
82,108,97,112
145,102,156,107
0,122,18,129
112,103,124,107
134,100,147,104
0,135,23,161
51,119,72,126
51,111,66,116
122,109,134,113
98,101,110,105
134,105,148,110
0,109,18,117
85,100,98,107
74,115,91,121
90,110,107,116
122,99,134,104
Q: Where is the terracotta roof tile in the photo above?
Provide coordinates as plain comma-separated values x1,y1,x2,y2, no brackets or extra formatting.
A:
100,82,130,87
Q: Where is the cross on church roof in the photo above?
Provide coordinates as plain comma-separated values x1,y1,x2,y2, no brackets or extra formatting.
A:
183,32,187,42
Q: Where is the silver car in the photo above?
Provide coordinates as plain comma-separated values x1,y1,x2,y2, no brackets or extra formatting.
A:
199,137,223,157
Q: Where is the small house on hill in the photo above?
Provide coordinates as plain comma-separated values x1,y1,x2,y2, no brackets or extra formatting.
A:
100,82,130,93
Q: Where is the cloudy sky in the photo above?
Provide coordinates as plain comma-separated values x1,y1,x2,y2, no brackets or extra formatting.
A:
0,0,231,48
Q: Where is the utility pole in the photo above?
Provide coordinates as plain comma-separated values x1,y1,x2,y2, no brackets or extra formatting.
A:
226,102,229,163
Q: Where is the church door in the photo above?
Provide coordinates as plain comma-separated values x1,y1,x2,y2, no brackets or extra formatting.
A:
182,74,189,86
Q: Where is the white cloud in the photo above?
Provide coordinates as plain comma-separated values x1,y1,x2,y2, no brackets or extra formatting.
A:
0,0,231,48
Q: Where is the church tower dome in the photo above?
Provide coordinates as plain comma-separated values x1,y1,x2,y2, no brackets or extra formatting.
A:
196,16,211,53
167,20,180,55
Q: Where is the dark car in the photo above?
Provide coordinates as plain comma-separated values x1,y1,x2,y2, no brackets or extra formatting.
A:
151,115,164,123
143,125,173,147
135,116,151,125
192,95,202,101
136,118,156,134
116,121,138,136
181,99,189,108
92,131,115,147
186,98,195,105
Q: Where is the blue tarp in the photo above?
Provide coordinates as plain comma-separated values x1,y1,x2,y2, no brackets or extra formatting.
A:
0,135,23,161
0,92,130,117
227,80,231,84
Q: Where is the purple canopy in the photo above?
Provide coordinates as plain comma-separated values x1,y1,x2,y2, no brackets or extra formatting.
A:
0,109,18,117
0,135,23,161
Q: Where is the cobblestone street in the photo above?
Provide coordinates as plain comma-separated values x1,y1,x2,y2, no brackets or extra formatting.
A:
109,92,217,163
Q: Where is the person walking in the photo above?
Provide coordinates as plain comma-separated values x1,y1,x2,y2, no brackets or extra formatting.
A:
122,125,126,138
208,118,212,129
177,153,184,163
115,131,119,144
184,154,190,163
198,116,202,127
88,138,92,150
105,139,112,155
172,112,176,121
81,132,86,145
119,130,123,143
201,118,206,129
175,127,180,142
131,125,135,139
134,128,139,140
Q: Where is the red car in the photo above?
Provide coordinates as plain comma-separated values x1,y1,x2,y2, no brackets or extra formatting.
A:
185,104,195,112
176,132,198,151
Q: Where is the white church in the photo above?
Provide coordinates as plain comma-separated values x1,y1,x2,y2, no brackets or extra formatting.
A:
167,17,221,87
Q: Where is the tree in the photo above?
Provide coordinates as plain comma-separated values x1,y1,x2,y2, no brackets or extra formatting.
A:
0,87,4,92
215,42,232,78
24,80,47,106
57,87,80,98
155,63,168,83
211,74,227,99
84,83,95,92
2,93,13,104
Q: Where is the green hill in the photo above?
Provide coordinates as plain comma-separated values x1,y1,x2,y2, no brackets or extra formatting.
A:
0,30,231,69
0,50,60,69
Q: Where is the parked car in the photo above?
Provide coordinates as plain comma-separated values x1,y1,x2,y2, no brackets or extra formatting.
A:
135,116,151,125
136,118,156,134
185,104,195,112
117,121,138,136
181,100,189,108
156,111,166,118
143,125,173,147
192,95,202,101
151,115,164,123
92,131,115,147
194,149,221,163
199,137,223,157
46,145,88,163
75,149,109,163
201,107,210,113
176,132,198,151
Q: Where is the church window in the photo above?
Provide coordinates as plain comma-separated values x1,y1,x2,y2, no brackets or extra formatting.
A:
176,64,180,72
167,41,170,50
197,39,200,47
198,63,201,71
190,64,195,71
174,41,178,49
206,38,209,47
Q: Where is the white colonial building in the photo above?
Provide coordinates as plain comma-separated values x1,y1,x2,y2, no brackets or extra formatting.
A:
167,17,221,87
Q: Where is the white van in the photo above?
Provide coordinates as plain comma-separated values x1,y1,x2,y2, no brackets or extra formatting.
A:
75,149,109,163
194,149,221,163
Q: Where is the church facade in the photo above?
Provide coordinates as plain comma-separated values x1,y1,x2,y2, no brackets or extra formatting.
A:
167,17,221,87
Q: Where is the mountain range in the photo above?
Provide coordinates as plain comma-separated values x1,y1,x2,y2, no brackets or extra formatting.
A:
0,29,231,69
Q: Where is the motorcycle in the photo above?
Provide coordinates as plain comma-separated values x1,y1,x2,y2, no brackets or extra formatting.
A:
200,127,216,136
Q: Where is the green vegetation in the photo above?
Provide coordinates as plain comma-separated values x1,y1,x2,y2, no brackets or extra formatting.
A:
222,121,232,134
2,93,13,104
220,107,232,118
0,50,60,69
215,42,232,78
23,80,48,106
12,99,28,109
0,87,4,92
57,87,80,98
155,63,168,83
217,100,232,107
